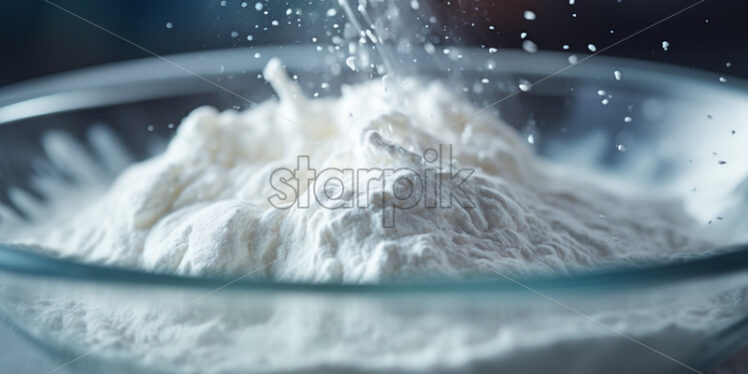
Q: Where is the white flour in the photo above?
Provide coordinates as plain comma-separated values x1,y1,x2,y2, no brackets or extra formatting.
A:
0,60,744,374
3,278,744,374
10,59,716,282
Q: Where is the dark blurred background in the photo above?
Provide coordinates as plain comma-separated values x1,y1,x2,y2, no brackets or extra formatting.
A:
1,0,746,86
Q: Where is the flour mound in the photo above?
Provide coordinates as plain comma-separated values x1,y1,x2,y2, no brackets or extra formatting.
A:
14,59,713,282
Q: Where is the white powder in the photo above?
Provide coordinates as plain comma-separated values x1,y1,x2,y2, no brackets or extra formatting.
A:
11,59,717,282
2,278,744,374
2,60,745,374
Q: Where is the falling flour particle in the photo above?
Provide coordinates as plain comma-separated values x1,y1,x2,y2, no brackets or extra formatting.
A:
522,40,538,53
518,79,532,91
423,43,435,54
345,56,357,71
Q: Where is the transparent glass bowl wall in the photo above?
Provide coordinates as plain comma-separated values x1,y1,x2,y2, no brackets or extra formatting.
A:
0,47,747,373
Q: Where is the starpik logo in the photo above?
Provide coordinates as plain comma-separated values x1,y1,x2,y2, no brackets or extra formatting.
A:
268,145,475,228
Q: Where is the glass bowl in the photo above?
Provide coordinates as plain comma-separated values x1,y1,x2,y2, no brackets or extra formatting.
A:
0,46,747,374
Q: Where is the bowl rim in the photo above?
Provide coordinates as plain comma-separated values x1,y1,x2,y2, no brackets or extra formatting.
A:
1,243,747,293
1,45,747,123
0,46,747,293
